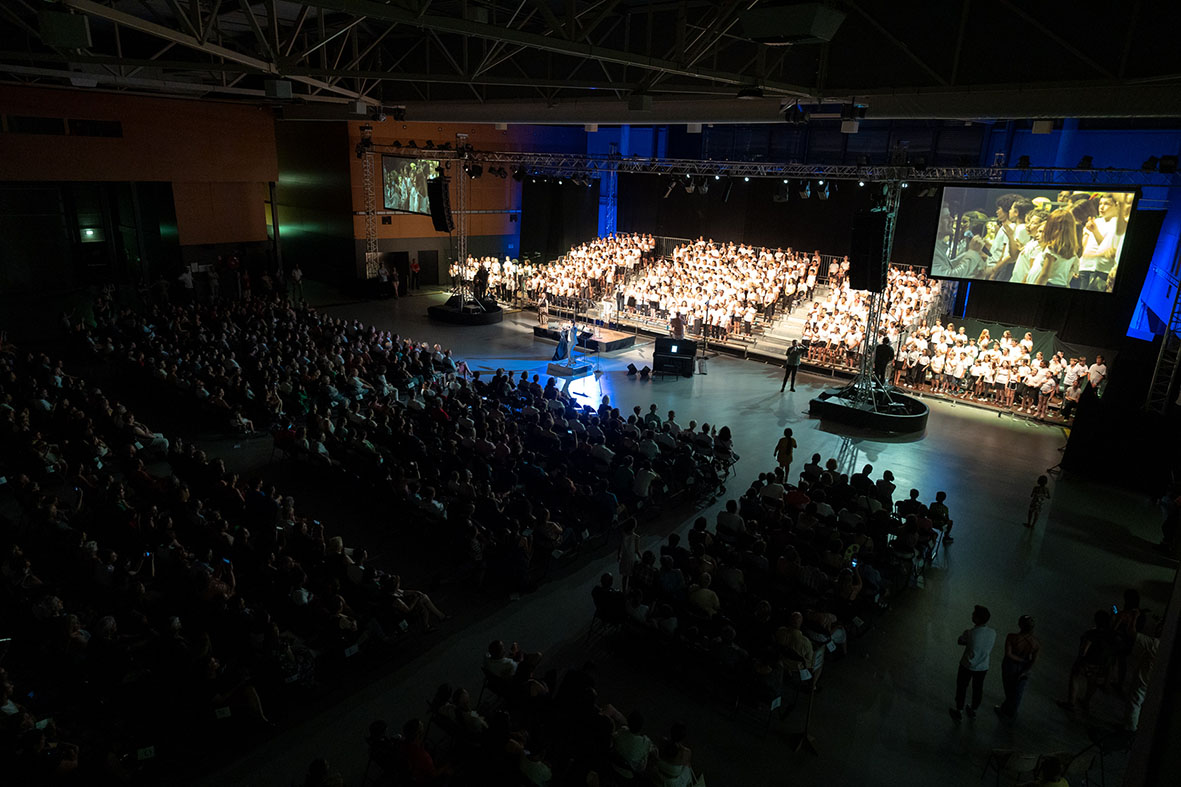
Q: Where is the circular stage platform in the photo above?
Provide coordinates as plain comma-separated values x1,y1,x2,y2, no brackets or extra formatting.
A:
809,385,929,434
427,295,503,325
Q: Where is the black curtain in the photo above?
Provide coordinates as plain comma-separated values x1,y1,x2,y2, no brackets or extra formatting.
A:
616,174,940,266
520,179,601,260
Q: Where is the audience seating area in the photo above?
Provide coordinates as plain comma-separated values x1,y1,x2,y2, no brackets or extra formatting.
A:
0,292,737,784
581,454,950,748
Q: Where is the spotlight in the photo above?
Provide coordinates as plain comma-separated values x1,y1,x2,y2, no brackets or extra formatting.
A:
744,176,750,182
1141,156,1160,172
392,140,402,148
469,164,483,178
1077,155,1093,169
407,140,417,148
858,180,866,187
817,179,824,185
797,181,811,199
1161,155,1178,174
513,167,526,181
782,179,789,184
901,182,909,188
818,182,830,201
424,139,434,148
1017,155,1031,169
714,175,721,180
557,179,562,185
663,178,676,199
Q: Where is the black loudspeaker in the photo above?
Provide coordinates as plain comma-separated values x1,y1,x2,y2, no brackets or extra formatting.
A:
849,210,889,292
626,363,638,376
640,366,651,379
427,177,454,233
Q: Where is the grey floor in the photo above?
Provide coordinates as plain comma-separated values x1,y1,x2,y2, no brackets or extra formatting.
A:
199,289,1175,787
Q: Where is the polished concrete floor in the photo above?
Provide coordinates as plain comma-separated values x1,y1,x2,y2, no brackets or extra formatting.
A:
199,289,1175,787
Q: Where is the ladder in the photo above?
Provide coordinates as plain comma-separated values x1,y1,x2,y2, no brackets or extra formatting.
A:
1146,279,1181,414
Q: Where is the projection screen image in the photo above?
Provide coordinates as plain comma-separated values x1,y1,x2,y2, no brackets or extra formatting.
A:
930,186,1135,292
381,157,437,215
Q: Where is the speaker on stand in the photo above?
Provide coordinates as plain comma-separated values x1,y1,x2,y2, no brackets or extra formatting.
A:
427,177,454,233
848,210,889,292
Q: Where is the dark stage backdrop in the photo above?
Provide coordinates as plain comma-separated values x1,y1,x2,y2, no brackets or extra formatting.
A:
615,174,941,267
520,179,601,261
954,210,1164,350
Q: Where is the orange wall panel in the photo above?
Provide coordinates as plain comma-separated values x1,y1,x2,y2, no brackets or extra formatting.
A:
0,85,277,184
174,182,268,246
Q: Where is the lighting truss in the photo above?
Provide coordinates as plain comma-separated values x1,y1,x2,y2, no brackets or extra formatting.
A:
376,148,1181,187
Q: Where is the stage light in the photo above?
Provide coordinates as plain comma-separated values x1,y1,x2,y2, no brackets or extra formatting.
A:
858,180,865,187
782,179,789,184
1141,156,1160,172
817,179,824,185
1017,155,1031,169
84,228,94,237
1077,155,1094,169
392,140,402,148
558,179,563,185
1161,155,1179,174
743,176,750,182
818,182,829,200
425,139,434,148
901,182,909,188
513,167,526,181
797,181,811,199
714,175,721,180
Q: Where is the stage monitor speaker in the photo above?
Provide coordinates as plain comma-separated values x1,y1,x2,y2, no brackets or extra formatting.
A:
849,210,889,292
654,338,698,356
627,363,638,376
640,366,651,379
427,177,454,233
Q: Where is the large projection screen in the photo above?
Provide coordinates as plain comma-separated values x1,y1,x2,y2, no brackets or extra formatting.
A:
381,157,437,215
930,186,1136,293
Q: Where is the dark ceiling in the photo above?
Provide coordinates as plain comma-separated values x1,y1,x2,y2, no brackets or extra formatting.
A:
2,1,1181,122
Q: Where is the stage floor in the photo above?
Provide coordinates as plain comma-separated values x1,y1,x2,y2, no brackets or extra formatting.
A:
203,286,1173,787
531,323,637,353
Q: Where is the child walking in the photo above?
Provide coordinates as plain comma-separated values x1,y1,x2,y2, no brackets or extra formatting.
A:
1026,475,1051,528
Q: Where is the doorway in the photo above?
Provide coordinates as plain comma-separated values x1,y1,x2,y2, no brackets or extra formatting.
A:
417,249,440,285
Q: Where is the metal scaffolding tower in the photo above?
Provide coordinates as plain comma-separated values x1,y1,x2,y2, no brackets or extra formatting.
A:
846,182,903,410
1146,280,1181,414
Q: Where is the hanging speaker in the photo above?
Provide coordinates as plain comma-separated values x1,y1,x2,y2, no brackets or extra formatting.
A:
848,210,889,292
427,177,454,233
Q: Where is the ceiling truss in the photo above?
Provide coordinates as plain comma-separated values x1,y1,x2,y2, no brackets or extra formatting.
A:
0,1,1178,119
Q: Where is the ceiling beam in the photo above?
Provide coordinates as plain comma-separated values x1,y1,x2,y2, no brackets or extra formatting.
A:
60,0,375,102
847,2,949,87
289,0,813,95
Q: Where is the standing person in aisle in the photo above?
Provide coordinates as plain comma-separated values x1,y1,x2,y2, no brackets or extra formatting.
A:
995,615,1040,719
950,605,996,721
773,428,797,478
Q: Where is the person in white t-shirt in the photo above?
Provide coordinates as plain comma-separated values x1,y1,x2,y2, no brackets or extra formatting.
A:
950,605,997,720
1087,356,1108,392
